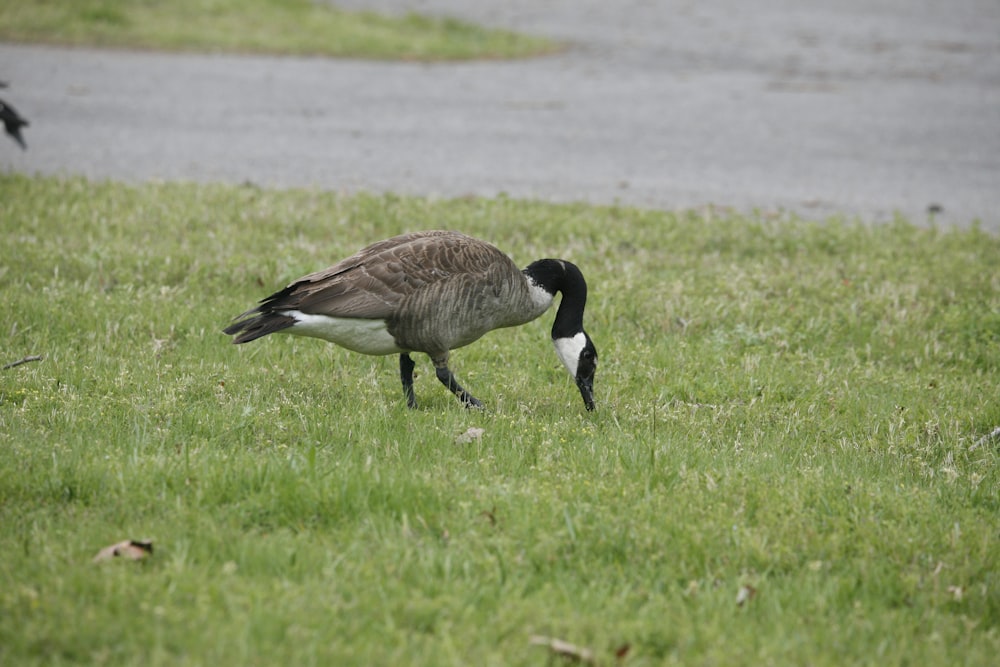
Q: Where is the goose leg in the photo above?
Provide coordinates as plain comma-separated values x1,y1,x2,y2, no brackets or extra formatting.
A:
432,355,483,409
399,353,418,409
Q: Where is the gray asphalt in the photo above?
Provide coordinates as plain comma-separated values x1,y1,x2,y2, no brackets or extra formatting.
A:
2,0,998,227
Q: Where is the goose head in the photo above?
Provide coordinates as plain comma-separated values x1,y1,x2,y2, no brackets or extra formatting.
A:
554,331,598,411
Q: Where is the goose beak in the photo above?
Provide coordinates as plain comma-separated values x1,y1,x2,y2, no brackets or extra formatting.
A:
577,374,596,411
574,340,597,412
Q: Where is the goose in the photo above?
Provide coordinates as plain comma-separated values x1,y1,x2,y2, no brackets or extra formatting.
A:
0,98,28,150
224,230,597,410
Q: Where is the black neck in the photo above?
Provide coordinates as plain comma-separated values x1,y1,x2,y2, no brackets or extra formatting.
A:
523,259,588,339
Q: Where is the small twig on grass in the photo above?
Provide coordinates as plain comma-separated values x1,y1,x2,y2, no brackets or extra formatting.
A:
3,355,42,370
970,426,1000,452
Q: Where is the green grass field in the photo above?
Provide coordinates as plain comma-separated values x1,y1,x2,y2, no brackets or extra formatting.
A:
0,0,556,60
1,174,997,665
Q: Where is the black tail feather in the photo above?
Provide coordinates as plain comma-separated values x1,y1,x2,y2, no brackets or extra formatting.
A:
1,97,28,150
223,312,296,344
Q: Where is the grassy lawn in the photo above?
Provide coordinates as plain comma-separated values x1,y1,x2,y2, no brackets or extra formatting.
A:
0,0,556,60
0,174,998,665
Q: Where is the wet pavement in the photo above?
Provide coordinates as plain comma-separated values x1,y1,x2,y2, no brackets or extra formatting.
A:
1,0,998,226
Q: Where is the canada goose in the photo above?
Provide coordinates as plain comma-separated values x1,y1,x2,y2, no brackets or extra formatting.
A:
0,98,28,150
224,230,597,410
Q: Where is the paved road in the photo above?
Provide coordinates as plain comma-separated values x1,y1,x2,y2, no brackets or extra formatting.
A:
2,0,998,227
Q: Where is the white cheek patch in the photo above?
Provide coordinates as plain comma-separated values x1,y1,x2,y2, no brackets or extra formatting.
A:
285,310,403,356
553,332,588,378
527,279,556,315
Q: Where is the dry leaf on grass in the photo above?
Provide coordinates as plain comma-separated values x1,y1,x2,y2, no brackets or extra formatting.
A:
529,636,596,665
736,584,758,607
93,539,153,563
455,427,485,444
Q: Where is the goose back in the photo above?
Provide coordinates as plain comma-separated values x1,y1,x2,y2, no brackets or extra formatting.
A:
389,259,550,355
242,231,553,356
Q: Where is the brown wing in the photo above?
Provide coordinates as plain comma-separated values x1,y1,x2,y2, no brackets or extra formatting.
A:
258,231,515,320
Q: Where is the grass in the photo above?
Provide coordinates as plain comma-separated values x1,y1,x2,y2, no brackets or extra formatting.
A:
0,0,557,60
0,173,998,665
